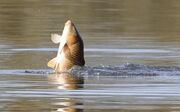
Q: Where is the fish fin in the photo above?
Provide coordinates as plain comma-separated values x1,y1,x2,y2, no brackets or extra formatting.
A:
51,33,61,44
47,57,58,68
59,36,67,54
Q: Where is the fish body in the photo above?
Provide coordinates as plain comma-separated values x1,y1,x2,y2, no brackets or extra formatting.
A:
47,20,85,72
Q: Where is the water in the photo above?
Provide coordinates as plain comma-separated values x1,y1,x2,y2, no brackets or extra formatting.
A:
1,67,180,112
1,0,180,111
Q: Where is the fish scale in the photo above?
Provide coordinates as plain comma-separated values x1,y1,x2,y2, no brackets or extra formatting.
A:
47,20,85,73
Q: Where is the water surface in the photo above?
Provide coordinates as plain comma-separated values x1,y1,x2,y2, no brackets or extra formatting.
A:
0,0,180,111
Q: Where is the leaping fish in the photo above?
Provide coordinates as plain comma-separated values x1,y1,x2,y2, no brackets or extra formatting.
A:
47,20,85,73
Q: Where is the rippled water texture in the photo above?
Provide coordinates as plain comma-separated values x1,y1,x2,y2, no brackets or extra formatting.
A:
1,0,180,111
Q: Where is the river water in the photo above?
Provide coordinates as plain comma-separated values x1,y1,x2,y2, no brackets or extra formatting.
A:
1,0,180,111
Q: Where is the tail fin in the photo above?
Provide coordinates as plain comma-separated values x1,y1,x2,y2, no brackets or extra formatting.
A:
47,57,58,69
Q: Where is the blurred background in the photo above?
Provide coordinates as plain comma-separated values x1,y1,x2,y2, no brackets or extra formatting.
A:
0,0,180,69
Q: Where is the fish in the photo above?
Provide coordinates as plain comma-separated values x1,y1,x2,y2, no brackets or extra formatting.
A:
47,20,85,73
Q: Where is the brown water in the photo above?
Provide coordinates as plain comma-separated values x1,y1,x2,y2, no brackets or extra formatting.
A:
1,0,180,111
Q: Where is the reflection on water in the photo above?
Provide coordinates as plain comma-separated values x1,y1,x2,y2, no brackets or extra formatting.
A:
48,72,84,90
0,0,180,112
48,73,84,112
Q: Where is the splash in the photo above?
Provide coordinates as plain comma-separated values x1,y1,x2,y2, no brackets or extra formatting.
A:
1,63,180,76
70,63,180,77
